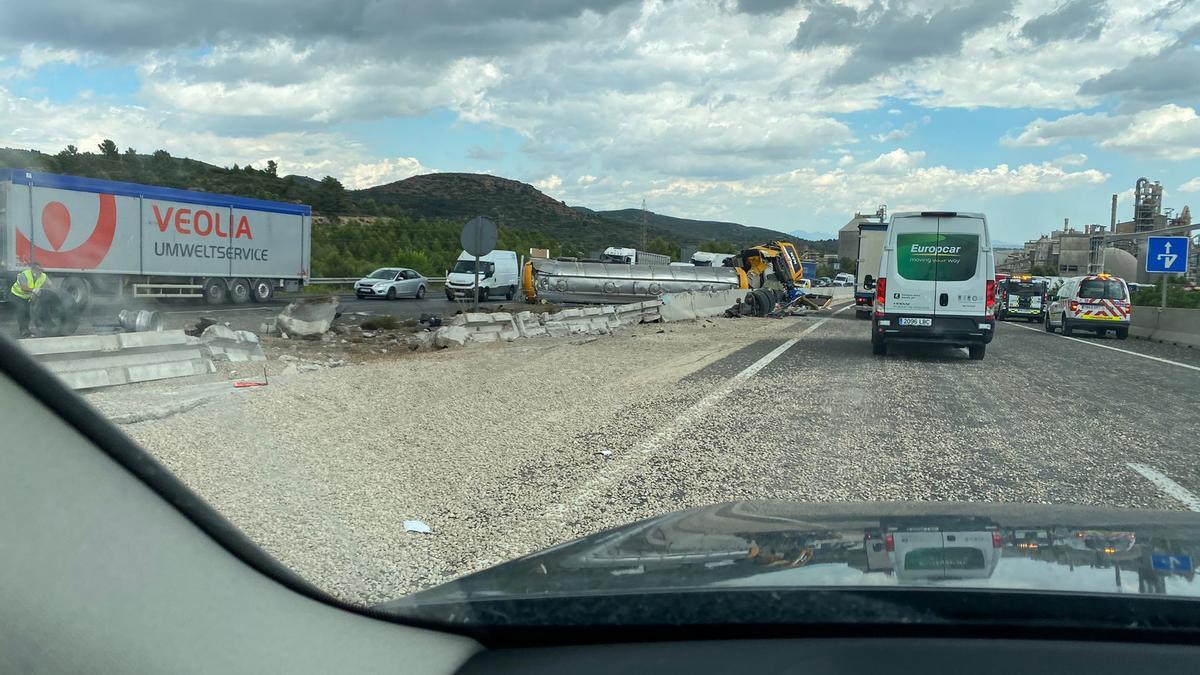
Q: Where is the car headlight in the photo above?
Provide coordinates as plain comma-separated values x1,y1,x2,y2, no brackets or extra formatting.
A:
374,283,388,291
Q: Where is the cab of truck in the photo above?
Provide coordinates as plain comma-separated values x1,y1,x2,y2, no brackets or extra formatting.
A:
869,211,995,360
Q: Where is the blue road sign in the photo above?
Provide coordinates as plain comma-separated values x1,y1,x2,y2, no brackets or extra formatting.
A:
1151,553,1193,573
1145,236,1190,274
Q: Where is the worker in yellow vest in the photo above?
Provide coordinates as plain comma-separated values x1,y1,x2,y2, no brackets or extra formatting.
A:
10,262,48,338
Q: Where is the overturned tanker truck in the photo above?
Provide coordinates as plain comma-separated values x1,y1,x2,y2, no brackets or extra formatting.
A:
522,240,832,315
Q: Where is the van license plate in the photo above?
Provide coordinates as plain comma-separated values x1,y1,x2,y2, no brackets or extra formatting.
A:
898,317,932,327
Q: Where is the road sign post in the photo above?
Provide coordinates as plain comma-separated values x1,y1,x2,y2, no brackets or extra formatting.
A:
460,216,498,311
1144,236,1190,311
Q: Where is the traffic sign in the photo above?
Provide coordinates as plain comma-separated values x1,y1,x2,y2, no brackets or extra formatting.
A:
1151,553,1193,573
460,216,497,257
1145,236,1190,274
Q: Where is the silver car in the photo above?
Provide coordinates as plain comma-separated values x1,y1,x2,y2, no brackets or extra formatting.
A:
354,268,428,300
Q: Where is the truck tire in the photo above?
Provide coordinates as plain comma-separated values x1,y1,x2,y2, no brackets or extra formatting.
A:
250,279,274,302
968,344,986,360
31,288,80,337
202,278,228,305
505,285,515,301
60,276,92,311
228,278,251,304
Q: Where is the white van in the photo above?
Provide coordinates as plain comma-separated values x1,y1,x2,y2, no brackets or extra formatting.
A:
868,211,995,360
444,250,520,301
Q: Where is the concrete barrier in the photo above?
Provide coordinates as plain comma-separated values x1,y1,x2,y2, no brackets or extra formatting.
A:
1130,306,1200,348
21,326,266,390
659,285,855,322
434,300,662,346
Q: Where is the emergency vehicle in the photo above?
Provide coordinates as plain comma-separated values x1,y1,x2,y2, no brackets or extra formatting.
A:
995,275,1047,322
1044,273,1131,339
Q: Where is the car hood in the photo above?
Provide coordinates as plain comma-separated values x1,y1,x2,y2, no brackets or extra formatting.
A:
357,278,391,285
378,500,1200,611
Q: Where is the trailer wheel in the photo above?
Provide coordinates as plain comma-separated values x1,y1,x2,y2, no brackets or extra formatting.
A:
228,278,251,304
250,279,274,302
60,276,93,311
31,289,80,337
202,278,228,305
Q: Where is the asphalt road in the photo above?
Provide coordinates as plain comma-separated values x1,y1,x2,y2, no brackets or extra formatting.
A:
554,306,1200,535
1,290,512,335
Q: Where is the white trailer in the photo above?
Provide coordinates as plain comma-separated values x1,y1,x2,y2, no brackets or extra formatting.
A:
854,222,887,319
600,246,671,265
0,170,311,307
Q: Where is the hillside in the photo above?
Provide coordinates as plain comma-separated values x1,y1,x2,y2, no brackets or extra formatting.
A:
596,208,831,252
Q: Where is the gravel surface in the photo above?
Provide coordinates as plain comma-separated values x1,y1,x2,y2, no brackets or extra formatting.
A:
86,305,1200,606
102,314,800,604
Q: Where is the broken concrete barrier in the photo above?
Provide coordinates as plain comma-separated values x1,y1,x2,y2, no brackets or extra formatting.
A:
276,296,340,338
434,325,469,348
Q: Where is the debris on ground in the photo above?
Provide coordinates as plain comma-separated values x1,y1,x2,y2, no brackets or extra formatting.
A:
276,296,340,338
404,520,433,534
117,309,164,332
185,317,219,337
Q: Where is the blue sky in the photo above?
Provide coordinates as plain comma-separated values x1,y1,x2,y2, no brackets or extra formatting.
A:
2,0,1199,242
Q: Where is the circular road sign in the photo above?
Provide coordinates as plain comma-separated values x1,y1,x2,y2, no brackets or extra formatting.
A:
460,216,498,257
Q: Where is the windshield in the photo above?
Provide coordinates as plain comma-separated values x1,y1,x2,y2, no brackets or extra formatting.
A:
1079,279,1128,300
451,260,494,276
5,0,1200,638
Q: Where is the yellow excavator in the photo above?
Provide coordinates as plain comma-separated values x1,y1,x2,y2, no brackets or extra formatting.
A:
727,241,832,314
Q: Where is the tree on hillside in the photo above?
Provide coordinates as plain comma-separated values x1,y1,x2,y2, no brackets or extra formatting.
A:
50,145,80,173
646,236,679,260
265,160,278,178
124,147,138,159
698,239,737,254
314,175,347,213
150,149,175,182
98,139,119,159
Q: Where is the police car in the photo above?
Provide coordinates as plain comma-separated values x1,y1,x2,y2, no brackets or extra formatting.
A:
1044,273,1131,339
995,275,1047,322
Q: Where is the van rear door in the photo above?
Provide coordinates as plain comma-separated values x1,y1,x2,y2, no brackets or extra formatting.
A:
886,214,941,314
932,214,987,318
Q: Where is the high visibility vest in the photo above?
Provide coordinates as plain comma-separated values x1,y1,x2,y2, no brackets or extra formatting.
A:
10,269,47,300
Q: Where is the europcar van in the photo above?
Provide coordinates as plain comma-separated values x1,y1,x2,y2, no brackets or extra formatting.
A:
868,211,995,360
444,250,520,301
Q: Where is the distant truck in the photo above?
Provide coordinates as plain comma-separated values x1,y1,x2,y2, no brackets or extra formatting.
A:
690,251,733,267
0,169,311,308
854,222,887,319
600,246,671,266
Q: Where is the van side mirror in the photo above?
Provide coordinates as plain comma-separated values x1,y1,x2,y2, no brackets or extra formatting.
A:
863,275,875,289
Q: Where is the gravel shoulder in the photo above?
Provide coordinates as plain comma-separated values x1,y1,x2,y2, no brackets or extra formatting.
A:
98,315,805,604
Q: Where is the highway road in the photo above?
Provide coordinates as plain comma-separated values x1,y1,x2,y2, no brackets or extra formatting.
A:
548,305,1200,537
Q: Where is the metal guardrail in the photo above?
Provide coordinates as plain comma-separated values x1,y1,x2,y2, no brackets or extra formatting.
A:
308,277,447,285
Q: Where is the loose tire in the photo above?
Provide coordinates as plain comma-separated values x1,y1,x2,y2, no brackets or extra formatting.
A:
60,276,93,311
251,279,274,302
968,344,986,360
202,278,228,305
228,278,251,305
416,286,426,299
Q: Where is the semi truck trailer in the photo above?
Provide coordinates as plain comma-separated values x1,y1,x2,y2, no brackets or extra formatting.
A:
0,169,311,308
600,246,671,266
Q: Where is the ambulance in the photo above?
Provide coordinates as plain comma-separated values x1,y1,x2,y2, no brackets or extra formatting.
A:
995,275,1048,322
1044,273,1131,339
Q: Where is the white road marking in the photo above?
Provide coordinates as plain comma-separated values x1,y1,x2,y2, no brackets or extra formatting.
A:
1006,320,1200,373
1127,463,1200,512
544,303,853,524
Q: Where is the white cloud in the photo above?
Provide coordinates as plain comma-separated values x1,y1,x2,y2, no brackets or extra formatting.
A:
18,45,80,70
859,149,926,174
534,174,563,192
871,129,909,143
1053,153,1088,166
1180,177,1200,193
341,157,433,190
576,174,598,185
887,108,902,115
1004,104,1200,159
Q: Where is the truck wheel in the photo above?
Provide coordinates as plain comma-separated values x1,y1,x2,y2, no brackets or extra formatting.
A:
480,287,490,302
1116,326,1129,340
60,276,93,311
251,279,274,302
1061,314,1073,336
968,344,986,360
416,286,426,299
202,278,228,305
505,285,515,301
445,290,454,301
228,278,251,304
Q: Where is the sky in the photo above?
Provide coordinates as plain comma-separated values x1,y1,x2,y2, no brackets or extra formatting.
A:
2,0,1199,241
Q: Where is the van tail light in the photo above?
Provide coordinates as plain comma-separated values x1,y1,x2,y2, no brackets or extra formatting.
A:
985,279,995,317
885,533,894,552
1069,300,1079,314
874,277,887,317
992,532,1003,549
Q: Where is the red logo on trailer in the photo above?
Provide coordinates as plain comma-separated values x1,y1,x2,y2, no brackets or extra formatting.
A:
15,194,118,269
